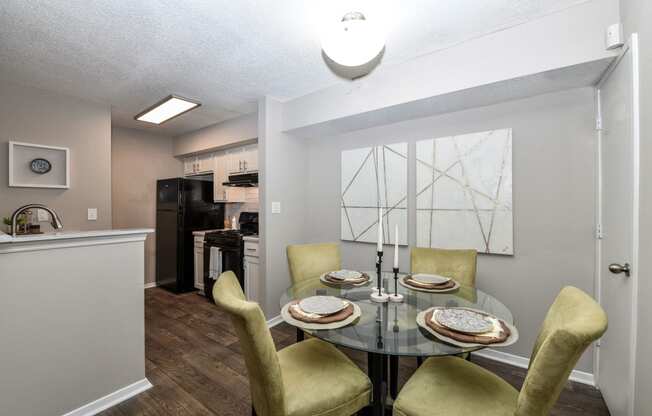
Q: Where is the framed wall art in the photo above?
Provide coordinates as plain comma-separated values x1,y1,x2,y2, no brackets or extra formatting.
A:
8,141,70,189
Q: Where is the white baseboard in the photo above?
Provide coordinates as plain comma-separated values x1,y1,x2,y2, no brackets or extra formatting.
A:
61,378,152,416
475,348,595,386
144,282,157,289
267,315,283,328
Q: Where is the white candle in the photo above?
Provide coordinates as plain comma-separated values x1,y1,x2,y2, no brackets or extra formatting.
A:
394,225,399,269
377,207,383,252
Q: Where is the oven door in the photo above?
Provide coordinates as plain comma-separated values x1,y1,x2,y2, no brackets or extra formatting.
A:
203,244,244,303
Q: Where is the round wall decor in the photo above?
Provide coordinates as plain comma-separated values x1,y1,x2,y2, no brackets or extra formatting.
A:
30,158,52,174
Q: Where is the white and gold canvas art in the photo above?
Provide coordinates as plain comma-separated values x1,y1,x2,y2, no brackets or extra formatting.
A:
416,129,513,255
341,143,408,245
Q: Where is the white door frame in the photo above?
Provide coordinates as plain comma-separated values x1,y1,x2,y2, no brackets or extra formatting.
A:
594,33,640,415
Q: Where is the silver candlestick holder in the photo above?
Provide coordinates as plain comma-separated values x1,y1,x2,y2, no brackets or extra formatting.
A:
388,267,404,302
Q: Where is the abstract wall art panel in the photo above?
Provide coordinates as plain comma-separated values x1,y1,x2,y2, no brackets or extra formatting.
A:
341,143,408,245
416,129,513,255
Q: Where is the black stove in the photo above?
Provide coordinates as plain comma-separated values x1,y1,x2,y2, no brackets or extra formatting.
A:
203,212,258,302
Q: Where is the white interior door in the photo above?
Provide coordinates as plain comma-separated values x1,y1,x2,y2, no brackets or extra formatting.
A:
597,34,639,416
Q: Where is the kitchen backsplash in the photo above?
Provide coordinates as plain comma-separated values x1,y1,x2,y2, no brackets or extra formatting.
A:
225,187,259,225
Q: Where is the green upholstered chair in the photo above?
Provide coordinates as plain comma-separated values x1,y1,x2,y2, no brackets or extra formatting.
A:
286,243,342,342
393,286,608,416
287,243,341,285
213,271,371,416
410,247,477,288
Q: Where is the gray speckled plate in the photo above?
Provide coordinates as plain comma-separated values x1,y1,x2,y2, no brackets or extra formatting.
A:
411,273,451,284
416,308,519,348
299,296,347,315
327,270,363,280
434,308,493,334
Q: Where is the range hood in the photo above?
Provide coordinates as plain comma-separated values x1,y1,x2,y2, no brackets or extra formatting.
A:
222,172,258,187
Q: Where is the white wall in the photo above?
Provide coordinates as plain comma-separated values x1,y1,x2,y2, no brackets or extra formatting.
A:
111,127,183,285
301,88,597,372
0,234,148,416
619,1,652,415
173,113,257,157
283,0,618,133
0,82,112,231
258,97,308,317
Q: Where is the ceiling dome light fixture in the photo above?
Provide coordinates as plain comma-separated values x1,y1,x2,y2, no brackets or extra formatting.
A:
321,11,385,67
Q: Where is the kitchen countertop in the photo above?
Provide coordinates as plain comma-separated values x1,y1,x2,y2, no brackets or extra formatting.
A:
0,228,153,244
192,229,227,236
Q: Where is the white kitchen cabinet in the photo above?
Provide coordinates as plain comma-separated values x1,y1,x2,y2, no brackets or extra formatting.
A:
197,153,214,173
213,151,229,202
184,153,213,176
226,147,245,175
183,157,197,175
243,240,260,303
194,236,205,294
242,144,258,172
226,144,258,174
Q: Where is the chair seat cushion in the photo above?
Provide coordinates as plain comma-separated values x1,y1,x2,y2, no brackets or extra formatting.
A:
394,356,519,416
278,338,371,416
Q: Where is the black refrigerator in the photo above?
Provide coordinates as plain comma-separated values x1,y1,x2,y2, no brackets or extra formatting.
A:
156,178,224,293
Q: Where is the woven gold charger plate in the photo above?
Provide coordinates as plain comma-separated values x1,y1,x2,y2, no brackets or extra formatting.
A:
281,301,362,330
416,307,519,348
398,276,460,293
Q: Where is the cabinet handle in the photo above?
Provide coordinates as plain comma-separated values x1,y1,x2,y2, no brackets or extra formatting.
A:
244,161,247,172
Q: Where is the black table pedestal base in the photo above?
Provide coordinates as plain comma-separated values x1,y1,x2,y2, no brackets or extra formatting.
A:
367,352,388,416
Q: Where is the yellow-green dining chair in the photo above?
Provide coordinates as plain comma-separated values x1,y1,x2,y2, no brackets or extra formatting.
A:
393,286,607,416
287,242,341,285
286,243,342,342
410,247,477,288
213,271,372,416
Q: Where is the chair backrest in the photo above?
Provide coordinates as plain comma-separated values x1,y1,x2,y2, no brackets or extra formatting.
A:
410,247,477,287
515,286,608,416
287,243,341,284
212,271,286,416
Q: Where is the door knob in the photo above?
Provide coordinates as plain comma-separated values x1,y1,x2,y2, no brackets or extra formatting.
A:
608,262,631,277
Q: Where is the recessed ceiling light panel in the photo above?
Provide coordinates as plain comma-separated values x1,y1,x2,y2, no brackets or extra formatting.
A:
135,95,201,124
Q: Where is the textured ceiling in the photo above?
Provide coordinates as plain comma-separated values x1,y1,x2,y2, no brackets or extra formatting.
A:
0,0,588,136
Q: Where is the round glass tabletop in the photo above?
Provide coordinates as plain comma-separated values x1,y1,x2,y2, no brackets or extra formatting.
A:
280,272,514,357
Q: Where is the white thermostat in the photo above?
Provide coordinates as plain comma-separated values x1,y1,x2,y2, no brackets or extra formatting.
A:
605,23,624,50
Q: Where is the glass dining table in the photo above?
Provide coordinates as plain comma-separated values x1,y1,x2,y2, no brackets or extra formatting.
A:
280,271,514,416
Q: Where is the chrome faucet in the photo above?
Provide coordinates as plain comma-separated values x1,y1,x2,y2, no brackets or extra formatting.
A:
11,204,63,237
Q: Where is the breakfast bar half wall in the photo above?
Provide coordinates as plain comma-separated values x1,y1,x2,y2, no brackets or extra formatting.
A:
0,229,153,416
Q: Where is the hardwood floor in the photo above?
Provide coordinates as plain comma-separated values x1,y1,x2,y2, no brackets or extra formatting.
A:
99,288,610,415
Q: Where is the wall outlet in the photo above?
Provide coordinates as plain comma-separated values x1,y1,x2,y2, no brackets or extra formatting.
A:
271,201,281,214
87,208,98,221
37,209,49,222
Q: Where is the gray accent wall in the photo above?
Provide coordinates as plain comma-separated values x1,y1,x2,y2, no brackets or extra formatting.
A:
0,82,112,231
111,127,183,285
301,88,597,372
